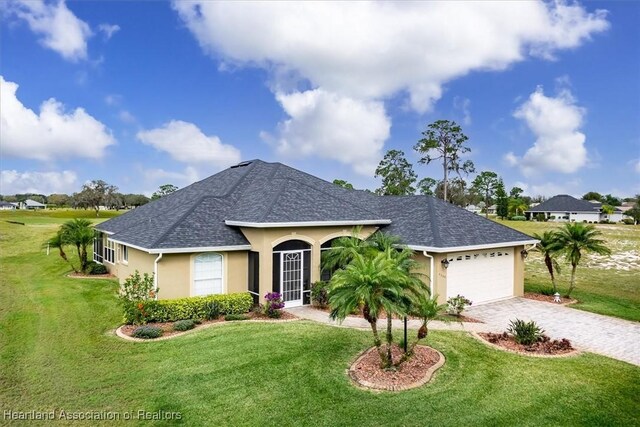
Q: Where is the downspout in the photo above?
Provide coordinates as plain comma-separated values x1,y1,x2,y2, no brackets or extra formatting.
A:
154,253,163,300
422,251,434,297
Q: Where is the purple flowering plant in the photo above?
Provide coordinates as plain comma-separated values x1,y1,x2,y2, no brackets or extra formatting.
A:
263,292,285,318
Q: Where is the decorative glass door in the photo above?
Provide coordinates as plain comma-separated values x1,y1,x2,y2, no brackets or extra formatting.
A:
281,250,303,307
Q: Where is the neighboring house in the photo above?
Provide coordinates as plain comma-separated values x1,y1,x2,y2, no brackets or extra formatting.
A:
18,199,46,210
619,201,636,213
95,160,537,307
525,194,624,223
465,204,482,214
0,201,16,210
486,204,497,215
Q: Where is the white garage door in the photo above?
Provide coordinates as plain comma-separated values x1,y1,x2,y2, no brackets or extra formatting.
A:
445,248,514,305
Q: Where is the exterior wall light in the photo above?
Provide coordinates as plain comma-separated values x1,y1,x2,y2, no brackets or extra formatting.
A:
520,249,529,259
441,258,450,269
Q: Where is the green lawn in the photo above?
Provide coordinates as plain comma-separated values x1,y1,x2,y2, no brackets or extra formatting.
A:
496,219,640,322
1,215,639,425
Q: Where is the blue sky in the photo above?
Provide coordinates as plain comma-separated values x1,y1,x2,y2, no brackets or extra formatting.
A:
1,1,638,198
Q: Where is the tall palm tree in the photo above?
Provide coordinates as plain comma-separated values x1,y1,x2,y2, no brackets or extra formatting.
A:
532,231,562,294
555,223,611,297
60,218,95,273
329,253,406,368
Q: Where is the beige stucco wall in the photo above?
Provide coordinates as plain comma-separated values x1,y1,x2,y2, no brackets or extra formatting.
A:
240,225,378,302
513,245,525,297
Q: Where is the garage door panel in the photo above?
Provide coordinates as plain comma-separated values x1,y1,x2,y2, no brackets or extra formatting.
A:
446,248,514,304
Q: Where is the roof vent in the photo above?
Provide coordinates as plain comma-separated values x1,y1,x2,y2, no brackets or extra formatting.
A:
230,161,252,168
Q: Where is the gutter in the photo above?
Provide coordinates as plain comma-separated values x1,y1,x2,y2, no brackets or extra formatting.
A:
422,251,434,297
153,253,163,299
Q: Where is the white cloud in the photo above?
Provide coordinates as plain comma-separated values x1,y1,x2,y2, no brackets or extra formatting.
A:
0,170,78,194
8,0,92,61
173,1,608,114
98,23,120,40
509,86,587,175
503,152,519,167
118,110,136,124
104,94,122,106
263,89,390,176
136,120,241,169
0,76,116,161
139,166,199,197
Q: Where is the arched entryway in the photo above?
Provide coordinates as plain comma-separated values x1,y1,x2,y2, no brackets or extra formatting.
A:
272,240,311,307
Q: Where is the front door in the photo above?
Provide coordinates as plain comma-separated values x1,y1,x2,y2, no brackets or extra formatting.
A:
281,250,304,307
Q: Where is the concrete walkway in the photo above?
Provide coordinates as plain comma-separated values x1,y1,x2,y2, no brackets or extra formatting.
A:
286,306,492,333
288,299,640,366
466,298,640,366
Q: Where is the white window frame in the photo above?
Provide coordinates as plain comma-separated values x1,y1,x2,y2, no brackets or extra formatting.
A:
93,235,103,264
121,245,128,264
192,253,224,296
104,239,116,264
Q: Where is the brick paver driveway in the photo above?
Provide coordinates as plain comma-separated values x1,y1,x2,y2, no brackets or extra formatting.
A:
466,298,640,366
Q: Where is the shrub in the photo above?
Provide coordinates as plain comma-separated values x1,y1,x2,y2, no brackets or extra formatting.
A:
622,218,635,225
263,292,285,318
225,314,249,321
86,261,108,275
173,319,196,331
204,301,221,320
507,319,544,345
535,213,546,222
550,216,556,220
510,215,526,221
119,270,157,325
446,294,472,316
122,293,253,324
311,281,330,308
132,325,162,339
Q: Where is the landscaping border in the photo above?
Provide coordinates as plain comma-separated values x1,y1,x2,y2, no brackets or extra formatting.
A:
347,345,445,392
65,273,116,280
114,317,300,342
470,331,581,359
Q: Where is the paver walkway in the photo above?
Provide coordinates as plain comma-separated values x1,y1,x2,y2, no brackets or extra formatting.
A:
288,298,640,366
466,298,640,366
286,306,493,334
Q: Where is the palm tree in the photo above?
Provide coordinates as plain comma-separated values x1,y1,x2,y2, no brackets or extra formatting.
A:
555,223,611,297
321,226,371,275
532,231,562,294
401,294,448,363
44,231,79,273
329,253,406,368
60,218,95,273
367,232,427,365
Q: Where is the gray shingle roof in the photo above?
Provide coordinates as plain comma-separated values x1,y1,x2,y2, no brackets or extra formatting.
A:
97,160,535,251
526,194,621,213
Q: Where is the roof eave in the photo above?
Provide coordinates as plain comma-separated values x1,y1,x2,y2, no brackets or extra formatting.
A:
106,237,251,254
408,239,539,253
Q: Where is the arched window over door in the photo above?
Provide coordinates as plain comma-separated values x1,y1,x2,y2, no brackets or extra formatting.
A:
193,253,223,296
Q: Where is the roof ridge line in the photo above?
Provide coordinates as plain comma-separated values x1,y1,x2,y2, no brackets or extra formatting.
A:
221,160,259,198
427,197,444,248
257,164,285,222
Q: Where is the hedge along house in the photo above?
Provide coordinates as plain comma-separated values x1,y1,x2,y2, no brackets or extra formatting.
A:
95,160,537,307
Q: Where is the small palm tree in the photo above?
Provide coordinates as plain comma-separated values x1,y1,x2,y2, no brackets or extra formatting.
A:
367,232,427,365
329,253,406,368
532,231,562,294
555,223,611,297
44,231,79,273
60,218,95,273
401,294,448,364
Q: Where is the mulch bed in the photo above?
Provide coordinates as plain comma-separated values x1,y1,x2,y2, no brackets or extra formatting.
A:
478,332,575,356
349,344,444,391
312,305,483,323
120,310,298,339
524,292,577,305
